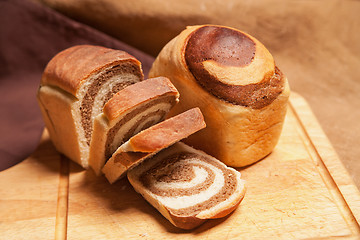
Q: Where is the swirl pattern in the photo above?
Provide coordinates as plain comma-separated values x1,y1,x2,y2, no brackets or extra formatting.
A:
185,25,285,109
105,97,176,159
128,142,245,228
90,77,180,175
140,152,238,216
79,63,142,145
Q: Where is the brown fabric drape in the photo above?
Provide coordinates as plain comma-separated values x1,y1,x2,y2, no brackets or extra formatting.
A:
0,0,153,171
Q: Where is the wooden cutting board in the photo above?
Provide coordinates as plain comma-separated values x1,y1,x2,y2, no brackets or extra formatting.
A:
1,93,359,240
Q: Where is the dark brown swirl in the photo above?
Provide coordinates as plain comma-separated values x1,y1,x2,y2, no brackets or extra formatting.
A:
140,154,215,197
139,152,238,217
185,25,285,109
104,95,177,159
81,63,142,145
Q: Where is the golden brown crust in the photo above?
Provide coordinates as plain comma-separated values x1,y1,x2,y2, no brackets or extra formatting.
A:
166,184,245,229
103,77,179,121
128,108,206,152
168,214,206,230
166,198,241,229
208,185,246,219
113,151,149,168
41,45,143,96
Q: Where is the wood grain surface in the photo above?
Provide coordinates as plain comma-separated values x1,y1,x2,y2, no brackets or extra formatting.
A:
1,94,359,239
34,0,360,189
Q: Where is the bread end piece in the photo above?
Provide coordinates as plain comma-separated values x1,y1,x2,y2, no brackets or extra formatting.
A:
37,85,86,167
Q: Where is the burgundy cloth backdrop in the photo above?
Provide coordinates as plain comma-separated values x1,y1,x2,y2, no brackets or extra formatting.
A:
0,0,154,171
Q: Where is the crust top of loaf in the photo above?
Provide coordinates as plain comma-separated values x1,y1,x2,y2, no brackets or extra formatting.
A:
183,25,285,109
40,45,143,96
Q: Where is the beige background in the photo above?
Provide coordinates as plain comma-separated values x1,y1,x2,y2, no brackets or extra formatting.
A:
35,0,360,188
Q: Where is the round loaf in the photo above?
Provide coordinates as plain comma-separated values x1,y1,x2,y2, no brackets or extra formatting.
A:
149,25,290,167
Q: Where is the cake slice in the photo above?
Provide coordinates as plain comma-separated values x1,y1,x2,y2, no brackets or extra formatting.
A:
102,108,206,183
89,77,179,175
127,142,246,230
37,45,143,168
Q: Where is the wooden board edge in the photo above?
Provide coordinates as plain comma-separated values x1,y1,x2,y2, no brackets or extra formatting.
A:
33,129,70,240
289,92,360,233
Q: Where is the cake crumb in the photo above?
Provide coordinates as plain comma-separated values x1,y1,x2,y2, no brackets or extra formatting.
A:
139,233,148,238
